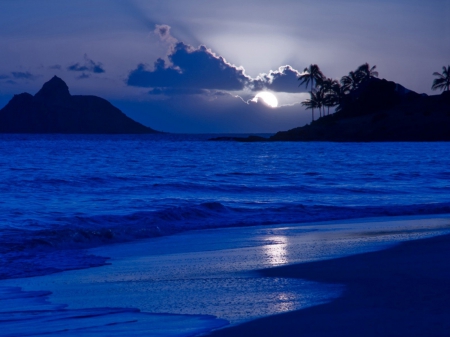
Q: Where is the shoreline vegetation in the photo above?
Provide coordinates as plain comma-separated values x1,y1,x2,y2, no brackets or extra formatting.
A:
211,64,450,142
207,232,450,337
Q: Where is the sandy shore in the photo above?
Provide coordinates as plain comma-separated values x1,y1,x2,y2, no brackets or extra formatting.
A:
207,233,450,336
2,216,450,336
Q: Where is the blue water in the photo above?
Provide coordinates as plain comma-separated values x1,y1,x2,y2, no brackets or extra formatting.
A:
0,286,228,337
2,134,450,336
2,134,450,279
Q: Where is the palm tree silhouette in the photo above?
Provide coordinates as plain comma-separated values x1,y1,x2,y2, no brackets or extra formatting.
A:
341,63,378,94
356,63,378,82
316,87,326,118
302,90,322,122
298,64,324,91
329,80,342,107
319,78,340,115
340,71,360,94
432,66,450,92
301,98,315,122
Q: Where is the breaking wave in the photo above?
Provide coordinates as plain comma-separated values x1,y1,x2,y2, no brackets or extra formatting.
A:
2,201,450,280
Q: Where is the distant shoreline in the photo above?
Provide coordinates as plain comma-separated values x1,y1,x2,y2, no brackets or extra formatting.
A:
210,82,450,142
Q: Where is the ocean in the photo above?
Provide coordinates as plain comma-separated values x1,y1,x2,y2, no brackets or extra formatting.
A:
1,134,450,336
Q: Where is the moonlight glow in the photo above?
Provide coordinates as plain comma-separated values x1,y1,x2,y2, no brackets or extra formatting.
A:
252,92,279,108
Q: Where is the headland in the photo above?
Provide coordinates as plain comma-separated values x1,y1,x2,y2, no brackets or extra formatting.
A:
0,76,158,134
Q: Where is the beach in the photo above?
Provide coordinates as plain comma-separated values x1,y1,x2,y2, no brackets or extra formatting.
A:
1,215,450,336
208,229,450,337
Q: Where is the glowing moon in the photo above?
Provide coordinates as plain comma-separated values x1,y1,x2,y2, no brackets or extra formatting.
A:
252,92,279,108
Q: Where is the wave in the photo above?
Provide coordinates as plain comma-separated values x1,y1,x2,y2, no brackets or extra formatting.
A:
2,201,450,280
0,286,228,337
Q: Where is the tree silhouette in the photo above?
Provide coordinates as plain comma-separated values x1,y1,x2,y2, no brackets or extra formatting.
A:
322,79,341,115
302,90,322,122
432,66,450,92
341,63,378,94
299,63,378,121
340,71,360,94
298,64,324,91
356,63,378,82
316,87,327,118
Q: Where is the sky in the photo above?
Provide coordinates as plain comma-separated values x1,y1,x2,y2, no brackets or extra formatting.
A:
0,0,448,133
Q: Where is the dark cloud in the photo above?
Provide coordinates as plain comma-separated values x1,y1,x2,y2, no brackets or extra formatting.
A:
0,75,9,80
11,71,38,80
127,42,251,90
49,65,62,70
127,25,307,99
77,73,90,80
252,66,306,93
127,42,306,94
67,54,105,73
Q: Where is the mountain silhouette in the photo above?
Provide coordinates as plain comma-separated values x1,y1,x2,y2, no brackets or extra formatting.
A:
0,76,158,134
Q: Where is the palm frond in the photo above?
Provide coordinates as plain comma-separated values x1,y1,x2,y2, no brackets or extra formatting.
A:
432,66,450,91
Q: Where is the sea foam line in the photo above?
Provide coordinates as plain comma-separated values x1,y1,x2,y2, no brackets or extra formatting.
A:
2,201,450,280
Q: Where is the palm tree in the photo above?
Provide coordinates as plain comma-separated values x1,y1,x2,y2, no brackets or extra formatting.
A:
316,87,327,118
356,63,378,82
298,64,324,90
340,71,360,94
432,66,450,92
318,78,340,115
301,99,315,122
340,64,378,94
302,90,321,122
330,80,342,106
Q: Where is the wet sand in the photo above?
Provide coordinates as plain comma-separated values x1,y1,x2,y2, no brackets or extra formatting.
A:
207,233,450,337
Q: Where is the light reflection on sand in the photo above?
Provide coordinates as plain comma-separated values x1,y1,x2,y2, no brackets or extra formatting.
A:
264,236,288,266
273,291,297,313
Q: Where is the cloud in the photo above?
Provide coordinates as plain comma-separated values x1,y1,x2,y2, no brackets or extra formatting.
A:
49,64,61,70
67,54,105,73
11,71,38,80
77,73,90,80
127,39,306,95
0,75,9,80
127,24,311,97
154,24,177,44
127,42,251,90
252,65,307,93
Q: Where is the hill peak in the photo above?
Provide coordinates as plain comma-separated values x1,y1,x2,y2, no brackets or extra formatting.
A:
34,76,71,101
0,76,158,134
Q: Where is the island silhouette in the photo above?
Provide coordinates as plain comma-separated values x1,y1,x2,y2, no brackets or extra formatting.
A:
212,64,450,142
0,76,158,134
